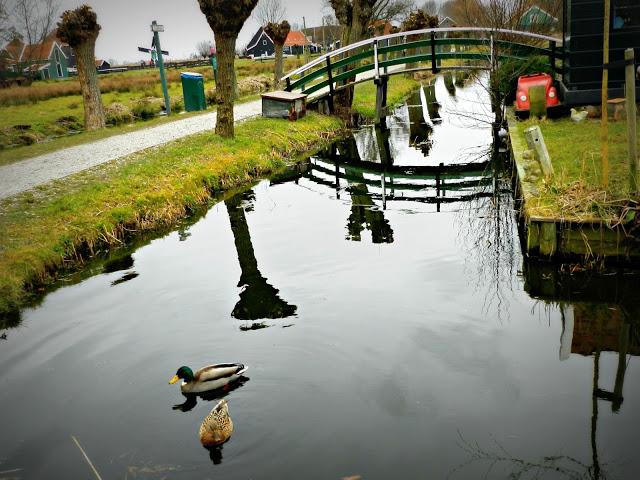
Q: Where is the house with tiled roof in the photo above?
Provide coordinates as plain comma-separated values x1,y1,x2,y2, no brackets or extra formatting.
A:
95,59,111,71
0,36,69,80
284,31,319,55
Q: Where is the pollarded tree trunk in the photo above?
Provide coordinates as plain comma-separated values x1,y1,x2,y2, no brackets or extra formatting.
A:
274,43,283,87
198,0,258,138
332,0,371,111
214,32,237,138
265,21,290,90
76,36,105,131
57,5,105,131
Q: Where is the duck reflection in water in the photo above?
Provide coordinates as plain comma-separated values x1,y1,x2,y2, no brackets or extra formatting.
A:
172,376,249,412
225,192,297,322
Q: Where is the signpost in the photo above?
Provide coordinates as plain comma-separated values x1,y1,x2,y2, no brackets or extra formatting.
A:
151,20,170,115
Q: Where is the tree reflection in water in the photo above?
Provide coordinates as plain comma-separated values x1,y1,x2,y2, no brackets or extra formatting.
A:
225,191,297,322
457,144,518,321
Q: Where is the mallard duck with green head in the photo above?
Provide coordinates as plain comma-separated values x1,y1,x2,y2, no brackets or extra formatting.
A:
199,399,234,446
169,363,247,394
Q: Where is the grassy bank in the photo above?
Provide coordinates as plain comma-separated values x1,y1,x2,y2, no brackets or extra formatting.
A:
0,56,312,154
0,113,344,316
0,94,261,167
513,116,639,220
351,75,422,118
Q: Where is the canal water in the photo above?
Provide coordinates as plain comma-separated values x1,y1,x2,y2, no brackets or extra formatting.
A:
1,76,639,479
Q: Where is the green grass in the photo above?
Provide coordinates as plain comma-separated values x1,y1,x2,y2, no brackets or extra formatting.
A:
351,75,423,118
513,115,640,220
0,113,344,316
0,94,261,167
0,56,312,154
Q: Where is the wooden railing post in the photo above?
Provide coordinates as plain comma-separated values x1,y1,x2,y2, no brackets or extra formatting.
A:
373,39,379,82
550,40,557,74
489,33,495,72
625,48,638,192
326,56,335,114
285,77,291,91
430,31,438,73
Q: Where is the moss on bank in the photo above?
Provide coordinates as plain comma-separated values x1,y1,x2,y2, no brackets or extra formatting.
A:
0,113,344,315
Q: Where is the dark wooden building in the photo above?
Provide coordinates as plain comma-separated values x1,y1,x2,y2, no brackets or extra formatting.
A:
244,27,275,58
561,0,639,105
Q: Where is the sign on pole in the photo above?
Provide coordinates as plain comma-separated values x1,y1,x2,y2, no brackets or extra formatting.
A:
151,20,171,115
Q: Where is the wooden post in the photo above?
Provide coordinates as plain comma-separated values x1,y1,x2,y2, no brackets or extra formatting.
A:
373,39,379,82
303,16,310,64
375,75,388,127
550,40,556,73
625,48,638,192
326,56,334,114
612,323,630,412
524,125,554,179
430,32,438,74
600,0,611,188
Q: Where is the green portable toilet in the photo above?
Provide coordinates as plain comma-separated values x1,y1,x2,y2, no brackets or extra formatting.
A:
181,72,206,112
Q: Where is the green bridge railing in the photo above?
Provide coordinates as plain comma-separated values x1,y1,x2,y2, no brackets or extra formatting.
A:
282,27,563,100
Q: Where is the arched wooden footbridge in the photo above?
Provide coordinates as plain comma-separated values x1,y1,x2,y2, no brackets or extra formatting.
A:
282,27,563,111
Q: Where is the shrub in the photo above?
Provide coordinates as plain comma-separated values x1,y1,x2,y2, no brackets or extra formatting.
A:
105,103,134,125
131,97,163,119
55,115,82,131
16,132,39,145
237,74,272,97
206,87,219,105
170,95,184,113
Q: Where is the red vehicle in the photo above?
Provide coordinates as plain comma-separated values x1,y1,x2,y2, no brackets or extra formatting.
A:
515,73,560,115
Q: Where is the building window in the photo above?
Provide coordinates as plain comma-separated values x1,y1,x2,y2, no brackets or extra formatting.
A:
613,0,640,29
56,63,62,77
263,40,267,46
55,48,60,62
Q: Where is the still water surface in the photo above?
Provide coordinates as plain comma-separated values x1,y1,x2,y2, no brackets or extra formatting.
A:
1,76,639,479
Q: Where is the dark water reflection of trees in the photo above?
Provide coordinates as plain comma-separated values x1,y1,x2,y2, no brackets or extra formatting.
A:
225,192,297,322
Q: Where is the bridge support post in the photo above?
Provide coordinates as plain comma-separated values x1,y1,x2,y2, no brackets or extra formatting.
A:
375,74,389,128
430,32,439,74
326,56,335,114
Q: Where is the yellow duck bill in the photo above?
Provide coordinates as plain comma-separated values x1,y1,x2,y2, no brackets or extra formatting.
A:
168,375,180,385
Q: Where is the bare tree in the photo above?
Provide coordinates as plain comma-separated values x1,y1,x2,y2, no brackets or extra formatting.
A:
196,39,215,58
456,0,530,31
10,0,60,76
421,0,442,17
373,0,414,23
57,5,105,131
329,0,378,109
254,0,285,26
264,20,290,87
197,0,259,138
0,0,10,41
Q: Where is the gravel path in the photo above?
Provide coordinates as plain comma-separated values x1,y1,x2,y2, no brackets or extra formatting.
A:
0,100,262,200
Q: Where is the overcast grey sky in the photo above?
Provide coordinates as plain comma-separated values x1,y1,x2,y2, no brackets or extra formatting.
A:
56,0,332,63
